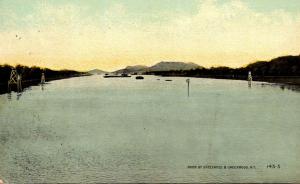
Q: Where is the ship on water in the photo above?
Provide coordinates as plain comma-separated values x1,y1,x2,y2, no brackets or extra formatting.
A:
103,73,131,78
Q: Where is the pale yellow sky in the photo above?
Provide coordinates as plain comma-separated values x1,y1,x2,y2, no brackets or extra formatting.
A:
0,0,299,71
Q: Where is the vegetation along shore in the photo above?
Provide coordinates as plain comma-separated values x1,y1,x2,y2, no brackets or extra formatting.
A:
0,64,87,94
144,55,300,86
1,55,299,95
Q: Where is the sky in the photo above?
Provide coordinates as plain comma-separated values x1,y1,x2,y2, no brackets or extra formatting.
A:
0,0,299,71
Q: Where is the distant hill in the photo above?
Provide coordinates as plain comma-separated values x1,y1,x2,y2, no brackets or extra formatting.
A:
114,65,148,74
148,61,201,72
144,55,300,85
245,55,300,76
112,55,300,85
88,69,108,75
114,61,202,74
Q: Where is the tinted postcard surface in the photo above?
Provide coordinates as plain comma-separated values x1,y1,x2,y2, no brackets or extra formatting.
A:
0,0,299,183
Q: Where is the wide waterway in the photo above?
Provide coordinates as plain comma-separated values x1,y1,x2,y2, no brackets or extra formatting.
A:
0,75,299,183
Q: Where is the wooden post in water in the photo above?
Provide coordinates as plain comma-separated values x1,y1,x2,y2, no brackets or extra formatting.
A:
186,78,190,97
41,72,45,84
248,71,252,88
17,74,22,92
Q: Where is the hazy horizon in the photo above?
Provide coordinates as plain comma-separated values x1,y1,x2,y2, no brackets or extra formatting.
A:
1,0,299,71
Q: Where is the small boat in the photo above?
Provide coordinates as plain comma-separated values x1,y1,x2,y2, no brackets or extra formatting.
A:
103,74,131,78
104,75,119,78
165,79,172,81
121,73,130,77
136,76,144,80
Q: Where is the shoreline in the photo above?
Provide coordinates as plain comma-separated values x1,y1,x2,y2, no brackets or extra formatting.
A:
1,74,299,95
151,73,300,85
151,74,300,91
0,74,89,95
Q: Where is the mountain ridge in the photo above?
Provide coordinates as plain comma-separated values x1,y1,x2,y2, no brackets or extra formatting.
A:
88,69,108,75
114,65,148,74
148,61,201,72
113,61,203,74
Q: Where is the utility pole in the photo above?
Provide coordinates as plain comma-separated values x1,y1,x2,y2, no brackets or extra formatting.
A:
8,68,22,92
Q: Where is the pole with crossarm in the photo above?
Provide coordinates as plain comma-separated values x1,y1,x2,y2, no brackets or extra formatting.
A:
8,68,22,92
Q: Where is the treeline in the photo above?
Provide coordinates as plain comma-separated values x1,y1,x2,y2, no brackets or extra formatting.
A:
145,55,300,84
0,64,87,93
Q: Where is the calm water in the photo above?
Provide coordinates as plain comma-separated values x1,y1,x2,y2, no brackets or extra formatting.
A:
0,75,299,183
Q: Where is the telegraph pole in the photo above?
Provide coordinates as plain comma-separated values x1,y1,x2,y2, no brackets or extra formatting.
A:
8,68,22,92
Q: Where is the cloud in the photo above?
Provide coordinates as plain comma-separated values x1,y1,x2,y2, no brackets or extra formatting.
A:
161,0,300,62
0,0,299,70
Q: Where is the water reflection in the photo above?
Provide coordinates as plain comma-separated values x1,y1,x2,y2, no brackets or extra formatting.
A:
4,82,47,101
17,92,22,100
40,83,45,91
7,92,12,101
6,91,23,100
260,83,300,92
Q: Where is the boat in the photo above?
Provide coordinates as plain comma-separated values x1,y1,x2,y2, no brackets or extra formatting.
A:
165,79,172,81
135,76,144,80
103,73,131,78
121,73,130,77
